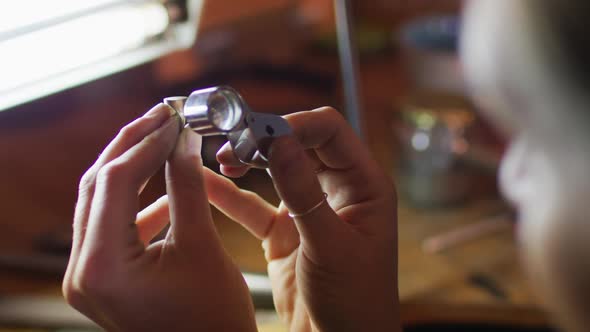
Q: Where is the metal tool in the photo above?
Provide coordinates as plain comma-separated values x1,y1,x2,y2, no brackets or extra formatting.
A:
164,86,292,168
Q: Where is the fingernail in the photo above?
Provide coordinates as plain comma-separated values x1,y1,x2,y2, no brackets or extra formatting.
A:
163,103,179,117
144,103,177,118
216,142,233,163
156,106,181,134
149,114,179,136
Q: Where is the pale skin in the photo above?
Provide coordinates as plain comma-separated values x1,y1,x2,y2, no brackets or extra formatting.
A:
62,104,257,331
63,104,401,331
214,108,400,332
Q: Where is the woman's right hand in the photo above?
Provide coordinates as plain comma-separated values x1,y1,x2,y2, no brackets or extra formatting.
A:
62,104,256,332
207,107,402,332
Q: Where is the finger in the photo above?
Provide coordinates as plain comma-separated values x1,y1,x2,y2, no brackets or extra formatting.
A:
217,141,251,177
216,141,245,167
219,164,251,178
262,204,300,261
217,144,324,175
284,107,374,171
219,143,324,175
82,114,180,261
217,107,371,171
63,280,115,331
136,196,170,246
97,104,178,169
66,104,175,284
268,136,346,257
165,129,219,249
218,107,381,178
305,149,326,173
204,168,299,260
216,133,324,177
286,107,391,214
203,167,277,239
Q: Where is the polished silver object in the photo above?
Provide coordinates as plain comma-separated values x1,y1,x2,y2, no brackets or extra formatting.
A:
287,192,329,219
164,86,292,168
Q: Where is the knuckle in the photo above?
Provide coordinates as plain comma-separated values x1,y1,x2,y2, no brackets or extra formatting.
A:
95,162,129,187
117,122,142,143
78,167,97,195
73,257,116,301
141,130,163,146
62,279,86,309
240,188,260,202
318,106,344,123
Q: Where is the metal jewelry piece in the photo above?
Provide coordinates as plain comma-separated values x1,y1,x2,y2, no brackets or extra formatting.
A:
288,193,329,219
164,86,292,168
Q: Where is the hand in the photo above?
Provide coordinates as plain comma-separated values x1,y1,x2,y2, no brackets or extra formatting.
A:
62,104,257,332
211,107,401,332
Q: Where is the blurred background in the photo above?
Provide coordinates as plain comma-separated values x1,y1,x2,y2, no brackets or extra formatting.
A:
0,1,553,331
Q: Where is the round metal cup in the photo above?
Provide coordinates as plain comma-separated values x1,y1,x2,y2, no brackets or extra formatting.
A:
183,86,245,136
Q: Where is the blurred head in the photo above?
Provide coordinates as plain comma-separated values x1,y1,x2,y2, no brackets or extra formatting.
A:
461,1,590,331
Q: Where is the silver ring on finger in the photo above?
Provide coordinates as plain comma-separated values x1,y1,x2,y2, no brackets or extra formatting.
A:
288,193,329,219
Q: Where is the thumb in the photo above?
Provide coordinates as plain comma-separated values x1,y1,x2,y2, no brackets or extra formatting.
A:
166,128,221,250
268,136,345,258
